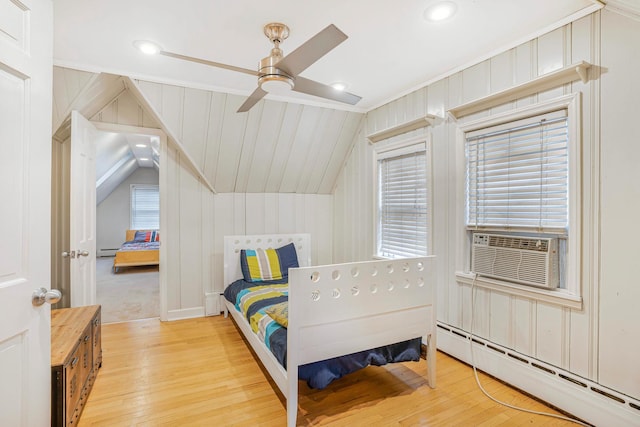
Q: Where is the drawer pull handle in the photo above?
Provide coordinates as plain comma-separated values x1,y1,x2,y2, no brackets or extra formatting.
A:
71,357,79,367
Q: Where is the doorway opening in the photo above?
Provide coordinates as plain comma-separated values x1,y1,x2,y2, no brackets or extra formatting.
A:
51,116,166,323
96,132,160,323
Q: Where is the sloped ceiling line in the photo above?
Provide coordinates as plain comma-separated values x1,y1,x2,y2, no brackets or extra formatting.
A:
314,110,353,193
52,67,95,132
53,73,128,141
328,115,366,194
96,150,133,188
314,111,352,194
126,77,216,193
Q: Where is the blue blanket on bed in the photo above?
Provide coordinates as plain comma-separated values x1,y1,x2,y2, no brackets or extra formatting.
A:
224,279,421,389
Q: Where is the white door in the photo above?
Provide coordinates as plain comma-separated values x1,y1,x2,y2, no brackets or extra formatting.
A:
70,111,98,307
0,0,54,426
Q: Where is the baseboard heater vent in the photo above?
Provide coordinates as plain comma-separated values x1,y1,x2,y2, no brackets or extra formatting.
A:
98,248,119,257
590,387,626,404
438,322,640,415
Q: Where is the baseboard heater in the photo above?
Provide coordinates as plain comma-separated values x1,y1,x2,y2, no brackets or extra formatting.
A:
98,249,118,257
437,322,640,426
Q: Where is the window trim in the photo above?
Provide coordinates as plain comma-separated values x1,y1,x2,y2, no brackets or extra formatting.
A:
373,135,433,259
455,94,582,307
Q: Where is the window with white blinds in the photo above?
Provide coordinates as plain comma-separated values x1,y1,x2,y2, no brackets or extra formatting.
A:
130,185,159,230
465,109,569,232
377,144,428,258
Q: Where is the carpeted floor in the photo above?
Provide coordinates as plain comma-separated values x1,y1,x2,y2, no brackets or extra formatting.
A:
96,257,159,323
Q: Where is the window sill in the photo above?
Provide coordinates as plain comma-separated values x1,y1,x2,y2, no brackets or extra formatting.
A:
455,271,583,310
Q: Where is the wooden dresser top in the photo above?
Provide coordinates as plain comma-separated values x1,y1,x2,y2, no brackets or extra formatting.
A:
51,305,100,367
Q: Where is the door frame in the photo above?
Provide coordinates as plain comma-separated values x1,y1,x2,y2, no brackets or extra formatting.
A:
92,122,168,321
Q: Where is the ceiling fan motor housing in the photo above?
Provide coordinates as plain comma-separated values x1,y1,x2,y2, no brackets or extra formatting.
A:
259,23,294,92
258,52,294,90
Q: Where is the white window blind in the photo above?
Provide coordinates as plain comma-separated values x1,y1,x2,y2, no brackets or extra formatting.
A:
378,145,428,258
465,109,568,232
130,185,159,230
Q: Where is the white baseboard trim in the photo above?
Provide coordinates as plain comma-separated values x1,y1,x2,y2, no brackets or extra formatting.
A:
205,292,221,316
437,323,640,427
166,306,205,321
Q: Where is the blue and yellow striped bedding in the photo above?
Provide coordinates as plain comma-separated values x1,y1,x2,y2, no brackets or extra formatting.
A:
224,278,422,390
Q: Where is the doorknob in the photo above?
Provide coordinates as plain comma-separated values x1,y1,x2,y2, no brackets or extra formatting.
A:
32,288,62,306
78,250,89,257
62,250,76,258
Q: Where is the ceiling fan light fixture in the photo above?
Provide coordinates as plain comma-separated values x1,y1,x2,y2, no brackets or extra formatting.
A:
423,1,457,22
133,40,162,55
259,75,294,94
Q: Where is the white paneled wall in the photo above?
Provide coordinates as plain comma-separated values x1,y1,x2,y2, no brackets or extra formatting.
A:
211,193,333,293
333,10,640,414
135,80,363,194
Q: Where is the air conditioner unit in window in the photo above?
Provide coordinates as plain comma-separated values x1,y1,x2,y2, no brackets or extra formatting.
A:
471,233,559,289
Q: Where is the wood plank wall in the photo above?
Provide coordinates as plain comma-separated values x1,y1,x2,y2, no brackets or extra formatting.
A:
211,193,333,294
333,11,640,403
135,81,363,194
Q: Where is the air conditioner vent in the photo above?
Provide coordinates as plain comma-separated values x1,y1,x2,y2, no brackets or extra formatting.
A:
472,233,558,289
488,235,549,252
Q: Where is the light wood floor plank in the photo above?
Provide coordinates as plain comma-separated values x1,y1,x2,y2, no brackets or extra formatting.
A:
78,316,581,426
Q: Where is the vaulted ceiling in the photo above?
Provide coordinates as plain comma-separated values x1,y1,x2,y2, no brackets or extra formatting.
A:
53,0,602,112
52,67,363,196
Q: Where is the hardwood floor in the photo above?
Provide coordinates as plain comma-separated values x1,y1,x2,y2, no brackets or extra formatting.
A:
78,316,581,426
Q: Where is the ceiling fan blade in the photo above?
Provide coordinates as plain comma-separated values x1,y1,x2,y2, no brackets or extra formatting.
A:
160,51,259,77
237,87,267,112
276,24,348,76
293,76,361,105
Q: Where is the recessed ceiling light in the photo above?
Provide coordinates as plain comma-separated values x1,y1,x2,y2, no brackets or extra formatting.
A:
133,40,162,55
331,82,348,91
139,157,149,161
135,144,148,148
423,1,457,22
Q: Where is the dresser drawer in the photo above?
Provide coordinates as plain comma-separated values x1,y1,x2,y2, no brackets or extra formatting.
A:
65,342,82,419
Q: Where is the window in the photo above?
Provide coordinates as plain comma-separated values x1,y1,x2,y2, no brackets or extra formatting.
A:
457,94,582,305
130,185,159,229
465,109,568,233
376,142,429,258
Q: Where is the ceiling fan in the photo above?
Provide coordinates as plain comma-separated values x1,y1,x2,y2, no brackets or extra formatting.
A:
141,23,361,112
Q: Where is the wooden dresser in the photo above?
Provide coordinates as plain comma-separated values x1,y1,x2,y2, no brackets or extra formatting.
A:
51,305,102,426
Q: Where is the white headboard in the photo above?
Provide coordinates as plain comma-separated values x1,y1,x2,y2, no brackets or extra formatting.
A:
223,234,311,288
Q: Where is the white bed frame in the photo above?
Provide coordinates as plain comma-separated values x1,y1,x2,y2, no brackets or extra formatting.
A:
223,234,436,427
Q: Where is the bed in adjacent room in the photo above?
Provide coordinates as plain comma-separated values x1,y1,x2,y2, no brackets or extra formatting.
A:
112,229,160,273
223,233,436,427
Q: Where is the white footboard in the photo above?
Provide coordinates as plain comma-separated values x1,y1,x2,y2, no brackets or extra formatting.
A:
286,256,436,427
